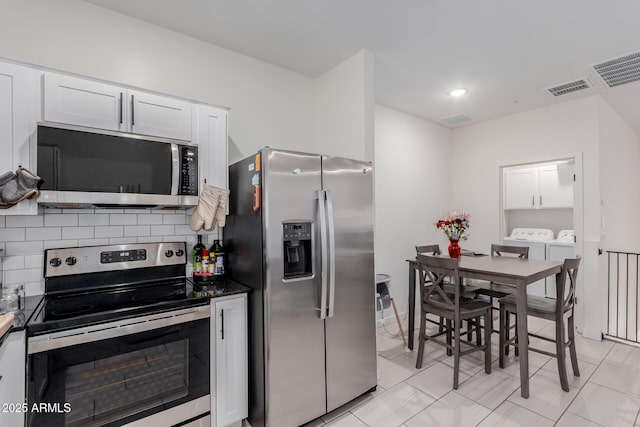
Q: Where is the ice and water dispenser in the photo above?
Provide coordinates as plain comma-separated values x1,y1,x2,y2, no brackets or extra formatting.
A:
283,222,312,279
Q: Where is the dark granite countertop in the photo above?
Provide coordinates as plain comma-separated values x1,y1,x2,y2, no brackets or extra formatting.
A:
189,278,251,299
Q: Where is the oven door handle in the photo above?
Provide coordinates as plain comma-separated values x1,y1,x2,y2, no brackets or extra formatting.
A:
28,305,210,354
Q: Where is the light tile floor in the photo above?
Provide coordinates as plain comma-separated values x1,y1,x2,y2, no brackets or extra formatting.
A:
303,313,640,427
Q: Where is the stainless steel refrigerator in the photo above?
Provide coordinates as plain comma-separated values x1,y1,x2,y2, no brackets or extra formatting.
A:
225,148,377,427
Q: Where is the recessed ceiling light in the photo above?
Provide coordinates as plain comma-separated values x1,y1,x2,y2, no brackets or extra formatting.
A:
448,88,467,97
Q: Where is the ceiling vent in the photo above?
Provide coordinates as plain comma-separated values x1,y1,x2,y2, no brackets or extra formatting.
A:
546,78,591,96
591,51,640,88
441,113,472,126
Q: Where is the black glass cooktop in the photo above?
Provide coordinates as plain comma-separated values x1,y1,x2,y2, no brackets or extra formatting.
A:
28,279,209,335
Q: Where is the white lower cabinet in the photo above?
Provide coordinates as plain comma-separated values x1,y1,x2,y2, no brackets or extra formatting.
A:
211,294,248,427
0,331,26,427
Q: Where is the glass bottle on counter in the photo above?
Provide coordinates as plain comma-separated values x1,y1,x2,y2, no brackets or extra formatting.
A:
192,234,206,273
210,239,225,277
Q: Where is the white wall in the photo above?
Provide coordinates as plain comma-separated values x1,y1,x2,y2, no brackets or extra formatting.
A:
597,98,640,339
374,105,452,316
0,0,315,163
598,98,640,252
314,50,375,161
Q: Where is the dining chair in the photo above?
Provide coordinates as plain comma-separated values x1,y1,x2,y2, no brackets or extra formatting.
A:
474,244,529,352
498,258,581,392
415,254,492,389
415,245,481,342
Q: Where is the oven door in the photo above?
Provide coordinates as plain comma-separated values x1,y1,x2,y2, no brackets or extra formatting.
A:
27,306,210,427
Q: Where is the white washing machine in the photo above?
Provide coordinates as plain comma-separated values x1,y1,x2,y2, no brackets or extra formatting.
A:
545,230,575,299
503,228,555,297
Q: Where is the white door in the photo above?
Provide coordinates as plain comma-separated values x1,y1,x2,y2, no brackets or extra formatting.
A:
214,296,248,427
43,72,125,131
129,90,192,141
0,62,40,215
0,331,26,426
503,168,537,209
198,105,228,192
538,164,574,208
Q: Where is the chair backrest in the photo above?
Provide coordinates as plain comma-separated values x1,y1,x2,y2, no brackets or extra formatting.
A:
556,258,581,313
416,253,460,313
416,244,441,255
491,244,529,259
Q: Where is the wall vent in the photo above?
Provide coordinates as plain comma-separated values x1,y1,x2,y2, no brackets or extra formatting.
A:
441,113,472,126
591,51,640,88
547,78,591,96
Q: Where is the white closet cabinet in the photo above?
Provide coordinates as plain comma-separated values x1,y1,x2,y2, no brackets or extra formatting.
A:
0,62,40,215
211,294,248,427
504,164,573,210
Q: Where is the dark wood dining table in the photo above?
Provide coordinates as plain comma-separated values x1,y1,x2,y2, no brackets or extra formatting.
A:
407,255,563,398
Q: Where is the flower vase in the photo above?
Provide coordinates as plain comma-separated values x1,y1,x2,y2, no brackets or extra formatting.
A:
448,239,461,258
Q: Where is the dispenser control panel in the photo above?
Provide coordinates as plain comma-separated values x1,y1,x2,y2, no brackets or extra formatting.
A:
283,223,312,241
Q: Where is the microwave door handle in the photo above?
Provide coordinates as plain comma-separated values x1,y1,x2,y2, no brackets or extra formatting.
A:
171,144,180,195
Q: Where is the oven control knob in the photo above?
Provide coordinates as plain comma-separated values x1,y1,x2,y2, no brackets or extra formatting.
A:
165,250,174,258
49,257,62,267
65,256,77,266
175,249,184,257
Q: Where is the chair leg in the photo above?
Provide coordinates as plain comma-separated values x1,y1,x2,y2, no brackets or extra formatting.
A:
504,310,510,356
514,316,519,357
484,310,492,374
475,316,481,346
499,304,506,369
467,319,473,342
446,319,453,357
568,314,580,377
416,312,427,369
453,318,461,389
556,318,570,392
439,316,444,334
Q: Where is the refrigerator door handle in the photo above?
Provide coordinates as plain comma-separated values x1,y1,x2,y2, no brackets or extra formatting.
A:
317,189,328,319
326,190,336,318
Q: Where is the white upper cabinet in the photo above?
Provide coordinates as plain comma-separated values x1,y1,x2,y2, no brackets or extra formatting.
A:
198,105,228,192
43,73,126,132
129,90,192,141
43,73,192,141
503,163,574,210
537,164,574,208
0,62,40,215
503,167,538,209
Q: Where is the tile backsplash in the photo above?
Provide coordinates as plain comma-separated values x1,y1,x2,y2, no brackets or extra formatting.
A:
0,208,219,296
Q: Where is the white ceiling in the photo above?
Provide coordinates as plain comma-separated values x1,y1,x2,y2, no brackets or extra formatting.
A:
85,0,640,133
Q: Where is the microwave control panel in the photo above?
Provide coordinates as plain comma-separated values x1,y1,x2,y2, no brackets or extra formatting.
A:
179,146,199,196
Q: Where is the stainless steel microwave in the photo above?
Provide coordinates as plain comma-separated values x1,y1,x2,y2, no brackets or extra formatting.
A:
36,122,199,208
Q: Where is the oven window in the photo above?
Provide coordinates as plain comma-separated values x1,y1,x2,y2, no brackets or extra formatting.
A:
65,341,188,426
28,318,209,427
37,126,172,194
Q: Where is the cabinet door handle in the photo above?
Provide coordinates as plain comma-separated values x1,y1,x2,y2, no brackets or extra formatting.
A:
539,195,542,206
119,93,123,124
532,195,534,207
221,309,224,340
131,94,135,126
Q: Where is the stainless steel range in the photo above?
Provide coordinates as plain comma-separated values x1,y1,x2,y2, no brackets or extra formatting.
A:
27,242,211,427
